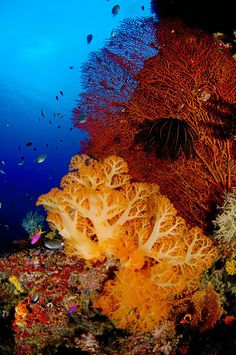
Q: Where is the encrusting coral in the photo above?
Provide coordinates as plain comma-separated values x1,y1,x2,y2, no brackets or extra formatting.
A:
37,154,219,333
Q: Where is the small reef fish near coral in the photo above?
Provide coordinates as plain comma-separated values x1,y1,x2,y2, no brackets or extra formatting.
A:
31,229,45,244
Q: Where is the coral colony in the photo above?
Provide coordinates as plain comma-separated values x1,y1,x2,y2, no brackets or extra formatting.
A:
74,18,236,232
0,17,236,354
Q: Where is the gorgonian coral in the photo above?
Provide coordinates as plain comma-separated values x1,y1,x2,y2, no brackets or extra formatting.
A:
37,154,218,332
73,18,236,231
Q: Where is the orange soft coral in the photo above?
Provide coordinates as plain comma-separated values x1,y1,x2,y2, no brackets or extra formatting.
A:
37,154,218,333
94,201,218,332
119,194,218,295
36,155,158,261
93,268,171,333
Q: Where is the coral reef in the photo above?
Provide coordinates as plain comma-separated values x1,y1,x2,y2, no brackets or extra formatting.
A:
0,248,113,354
74,18,236,231
1,154,235,353
36,154,218,334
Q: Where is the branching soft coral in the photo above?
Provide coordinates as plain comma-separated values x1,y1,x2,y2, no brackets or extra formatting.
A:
37,154,218,333
36,155,158,261
117,194,218,295
94,268,172,333
94,192,218,332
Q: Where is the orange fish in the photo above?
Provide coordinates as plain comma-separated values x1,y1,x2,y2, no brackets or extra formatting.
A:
223,315,235,326
180,313,192,325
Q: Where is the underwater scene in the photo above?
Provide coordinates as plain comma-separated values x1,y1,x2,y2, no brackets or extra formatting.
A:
0,0,235,353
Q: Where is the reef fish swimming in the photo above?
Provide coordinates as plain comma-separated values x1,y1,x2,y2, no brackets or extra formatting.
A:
67,304,79,314
112,4,120,16
31,229,44,245
44,239,64,250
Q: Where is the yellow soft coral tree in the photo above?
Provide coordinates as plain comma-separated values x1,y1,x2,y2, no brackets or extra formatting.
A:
37,154,219,332
37,154,158,261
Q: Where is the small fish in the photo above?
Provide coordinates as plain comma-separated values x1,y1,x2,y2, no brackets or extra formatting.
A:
40,109,45,117
223,315,235,326
69,66,74,69
26,142,32,147
0,202,2,208
1,160,5,165
180,313,192,325
36,154,47,163
44,239,64,250
0,310,9,318
67,304,78,314
69,209,75,216
59,91,63,96
77,113,88,123
32,292,39,303
17,156,25,166
141,5,145,11
56,95,59,101
111,29,115,37
49,120,52,125
31,229,45,245
57,113,63,118
33,147,37,151
0,169,6,174
112,4,120,16
57,125,61,128
87,34,93,44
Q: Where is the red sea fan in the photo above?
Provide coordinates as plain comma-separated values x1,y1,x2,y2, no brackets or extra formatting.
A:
73,18,236,231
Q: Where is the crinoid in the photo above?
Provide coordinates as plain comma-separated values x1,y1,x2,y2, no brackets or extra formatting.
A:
135,117,197,160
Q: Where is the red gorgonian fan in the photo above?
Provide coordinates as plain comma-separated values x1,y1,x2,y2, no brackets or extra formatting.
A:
73,18,236,231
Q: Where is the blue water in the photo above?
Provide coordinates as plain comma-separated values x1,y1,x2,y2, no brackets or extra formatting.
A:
0,0,151,246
